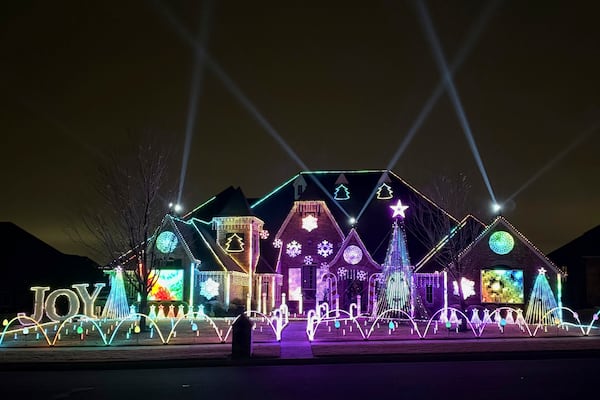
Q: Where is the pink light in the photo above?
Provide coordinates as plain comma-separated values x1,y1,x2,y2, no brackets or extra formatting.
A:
389,199,409,218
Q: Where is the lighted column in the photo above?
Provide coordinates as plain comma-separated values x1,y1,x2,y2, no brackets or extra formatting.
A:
271,276,276,309
299,292,303,315
356,294,361,316
443,270,448,319
225,273,231,309
557,273,563,323
257,276,262,313
262,292,267,314
282,292,286,306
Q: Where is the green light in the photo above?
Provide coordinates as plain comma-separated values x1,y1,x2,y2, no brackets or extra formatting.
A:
156,231,178,254
488,231,514,255
77,326,84,334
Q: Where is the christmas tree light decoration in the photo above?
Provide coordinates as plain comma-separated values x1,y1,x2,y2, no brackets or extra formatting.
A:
224,233,244,253
389,199,409,218
525,268,560,325
334,184,350,200
374,221,414,318
200,278,220,299
156,231,178,254
273,238,282,248
376,183,393,200
317,240,333,257
101,267,130,320
304,255,313,265
148,305,157,320
286,240,302,257
488,230,515,255
302,214,318,232
343,245,363,265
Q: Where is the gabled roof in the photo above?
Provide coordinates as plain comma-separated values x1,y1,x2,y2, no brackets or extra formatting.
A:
168,218,247,273
182,186,253,222
415,214,486,272
458,216,563,274
249,170,459,265
328,228,381,270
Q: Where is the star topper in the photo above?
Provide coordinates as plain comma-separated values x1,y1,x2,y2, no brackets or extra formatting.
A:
390,199,409,218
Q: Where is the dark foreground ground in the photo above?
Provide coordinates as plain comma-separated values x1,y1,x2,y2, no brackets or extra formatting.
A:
0,357,595,400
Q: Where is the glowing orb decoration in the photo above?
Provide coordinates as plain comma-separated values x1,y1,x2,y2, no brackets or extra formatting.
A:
286,241,302,257
343,245,363,265
388,321,395,330
334,320,341,329
156,231,178,254
500,318,507,327
488,231,515,255
445,321,452,329
200,278,220,299
23,328,29,335
134,325,141,334
389,199,409,218
317,240,333,257
302,214,318,232
2,319,7,326
76,326,84,335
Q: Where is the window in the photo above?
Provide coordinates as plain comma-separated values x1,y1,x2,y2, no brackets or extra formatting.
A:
426,284,433,303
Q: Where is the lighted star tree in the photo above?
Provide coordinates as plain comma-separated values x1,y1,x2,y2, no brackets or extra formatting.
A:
374,214,414,318
101,267,130,320
525,268,560,325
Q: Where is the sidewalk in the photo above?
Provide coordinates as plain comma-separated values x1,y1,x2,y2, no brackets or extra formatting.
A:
1,334,599,371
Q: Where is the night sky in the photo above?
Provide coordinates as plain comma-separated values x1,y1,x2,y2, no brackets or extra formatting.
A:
1,1,598,260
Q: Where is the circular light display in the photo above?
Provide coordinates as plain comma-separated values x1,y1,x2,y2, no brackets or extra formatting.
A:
156,231,178,254
488,231,514,255
343,245,363,265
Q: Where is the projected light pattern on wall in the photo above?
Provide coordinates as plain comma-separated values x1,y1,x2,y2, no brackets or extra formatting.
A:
481,269,524,303
149,269,184,301
488,231,515,255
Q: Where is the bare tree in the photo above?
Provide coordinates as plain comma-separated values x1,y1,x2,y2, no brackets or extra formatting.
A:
79,140,173,330
406,173,483,313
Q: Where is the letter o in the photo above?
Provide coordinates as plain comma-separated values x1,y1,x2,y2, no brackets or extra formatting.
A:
45,289,80,321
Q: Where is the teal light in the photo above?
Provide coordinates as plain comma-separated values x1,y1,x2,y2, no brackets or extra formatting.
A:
488,231,514,255
156,231,178,254
334,320,341,329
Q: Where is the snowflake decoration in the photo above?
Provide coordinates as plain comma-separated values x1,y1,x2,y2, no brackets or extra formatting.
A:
286,240,302,257
200,278,220,299
302,214,318,232
273,238,282,248
317,240,334,257
357,270,367,281
337,267,348,279
304,255,313,265
260,230,270,240
319,262,329,272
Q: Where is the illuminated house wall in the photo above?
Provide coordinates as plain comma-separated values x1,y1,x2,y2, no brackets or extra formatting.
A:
272,200,346,311
455,217,563,312
124,171,565,318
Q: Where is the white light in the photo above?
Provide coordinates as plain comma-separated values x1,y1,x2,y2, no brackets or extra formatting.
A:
349,217,356,225
174,204,183,213
492,203,502,213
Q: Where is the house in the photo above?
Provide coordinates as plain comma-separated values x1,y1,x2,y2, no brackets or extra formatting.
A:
140,170,566,320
